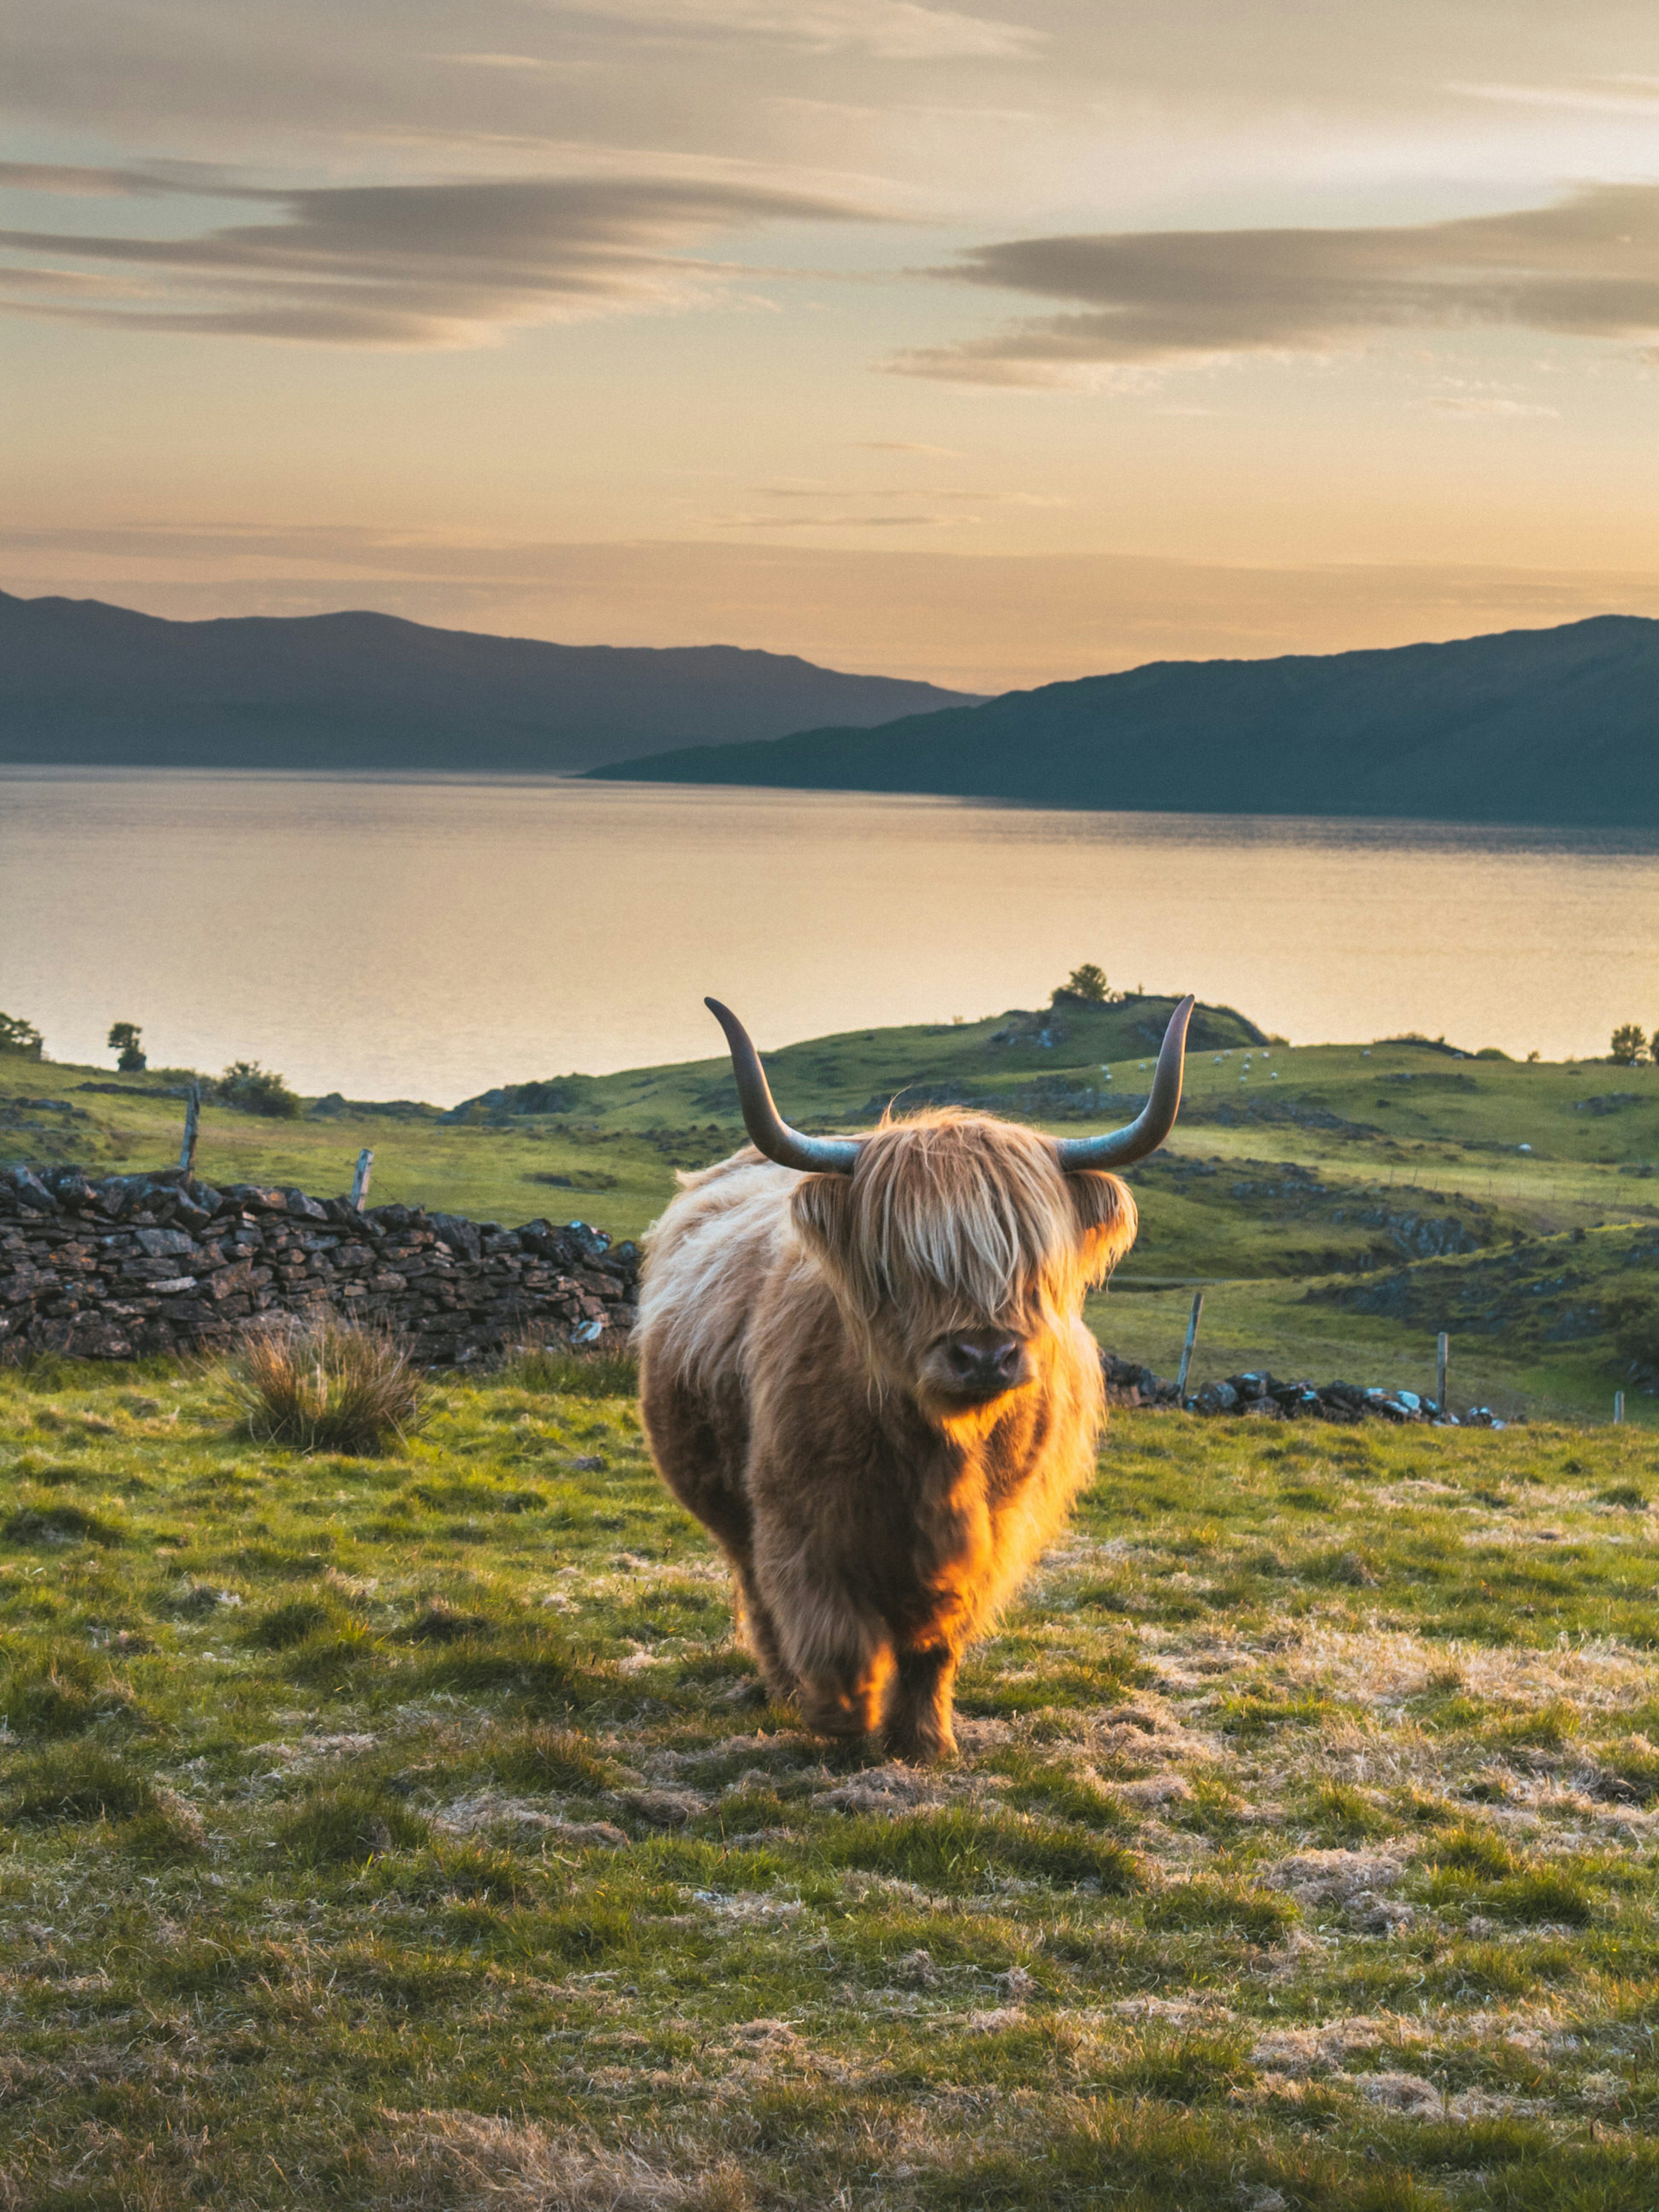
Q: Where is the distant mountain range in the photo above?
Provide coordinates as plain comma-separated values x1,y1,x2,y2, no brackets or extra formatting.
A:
592,615,1659,825
0,591,982,772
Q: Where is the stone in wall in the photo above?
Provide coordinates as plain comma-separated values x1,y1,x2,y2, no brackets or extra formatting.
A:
0,1164,639,1367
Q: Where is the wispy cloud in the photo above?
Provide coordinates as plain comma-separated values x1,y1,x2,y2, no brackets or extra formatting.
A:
892,184,1659,383
1421,394,1559,417
754,482,1064,504
431,52,582,73
1452,76,1659,117
759,483,983,498
715,509,974,526
0,159,234,198
0,167,872,346
565,0,1043,61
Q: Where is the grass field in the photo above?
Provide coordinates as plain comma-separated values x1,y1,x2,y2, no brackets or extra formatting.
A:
5,1010,1657,1420
4,1355,1659,2208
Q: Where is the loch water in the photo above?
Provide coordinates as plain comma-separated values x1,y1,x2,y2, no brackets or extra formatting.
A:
3,767,1655,1103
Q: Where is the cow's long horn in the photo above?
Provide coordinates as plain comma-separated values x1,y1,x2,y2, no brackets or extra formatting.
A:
706,998,861,1175
1055,995,1195,1170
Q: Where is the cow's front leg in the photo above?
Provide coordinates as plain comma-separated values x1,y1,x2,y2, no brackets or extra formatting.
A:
766,1566,892,1742
796,1644,893,1742
885,1642,959,1763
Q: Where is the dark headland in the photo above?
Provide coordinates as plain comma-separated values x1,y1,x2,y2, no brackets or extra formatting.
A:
591,614,1659,825
0,590,983,772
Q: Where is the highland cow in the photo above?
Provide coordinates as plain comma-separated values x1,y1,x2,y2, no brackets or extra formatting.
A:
638,994,1193,1762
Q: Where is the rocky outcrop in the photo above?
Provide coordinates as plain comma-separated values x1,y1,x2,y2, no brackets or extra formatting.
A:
1319,1227,1659,1345
0,1164,638,1366
1099,1352,1507,1427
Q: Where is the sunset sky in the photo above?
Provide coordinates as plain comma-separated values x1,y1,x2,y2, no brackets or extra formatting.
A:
5,1,1659,692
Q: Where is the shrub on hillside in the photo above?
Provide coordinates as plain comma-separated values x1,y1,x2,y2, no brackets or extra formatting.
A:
0,1011,43,1058
215,1060,302,1117
1051,962,1125,1007
1610,1023,1648,1066
229,1316,425,1454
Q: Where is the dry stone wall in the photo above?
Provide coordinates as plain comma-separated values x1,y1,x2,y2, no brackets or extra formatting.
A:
1099,1352,1507,1427
0,1164,639,1366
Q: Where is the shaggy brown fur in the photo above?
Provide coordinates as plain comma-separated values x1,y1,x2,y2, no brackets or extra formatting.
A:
637,1112,1136,1761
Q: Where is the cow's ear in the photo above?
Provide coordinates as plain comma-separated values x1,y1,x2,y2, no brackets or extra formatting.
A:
1066,1169,1138,1279
791,1172,855,1265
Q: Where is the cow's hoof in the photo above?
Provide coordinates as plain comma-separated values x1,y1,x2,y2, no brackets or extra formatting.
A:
886,1727,957,1767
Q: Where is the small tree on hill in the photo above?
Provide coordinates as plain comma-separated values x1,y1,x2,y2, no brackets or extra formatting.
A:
218,1062,303,1119
0,1011,43,1059
1610,1023,1647,1066
1052,963,1113,1007
107,1020,147,1073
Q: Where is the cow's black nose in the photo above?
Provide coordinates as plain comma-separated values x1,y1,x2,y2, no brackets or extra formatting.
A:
945,1336,1023,1391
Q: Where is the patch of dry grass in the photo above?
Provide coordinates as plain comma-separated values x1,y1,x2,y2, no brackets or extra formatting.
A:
229,1313,425,1454
372,2111,752,2211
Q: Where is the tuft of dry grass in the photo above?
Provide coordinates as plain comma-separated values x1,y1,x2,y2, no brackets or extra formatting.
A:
372,2110,751,2211
3,1742,156,1824
229,1314,425,1455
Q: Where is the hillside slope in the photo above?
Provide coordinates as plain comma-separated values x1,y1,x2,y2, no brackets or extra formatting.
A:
0,591,982,772
438,992,1268,1131
591,614,1659,823
6,1015,1656,1414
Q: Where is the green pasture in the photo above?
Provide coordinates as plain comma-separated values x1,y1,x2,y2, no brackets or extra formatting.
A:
4,1357,1659,2206
4,1008,1657,1418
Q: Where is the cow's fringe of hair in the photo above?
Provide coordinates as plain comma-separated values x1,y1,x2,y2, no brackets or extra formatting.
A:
818,1108,1123,1334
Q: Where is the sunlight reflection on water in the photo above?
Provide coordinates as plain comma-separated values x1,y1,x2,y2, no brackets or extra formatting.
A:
3,768,1653,1103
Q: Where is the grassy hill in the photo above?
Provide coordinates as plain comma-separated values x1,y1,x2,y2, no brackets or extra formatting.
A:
591,614,1659,825
440,992,1268,1133
5,1000,1656,1420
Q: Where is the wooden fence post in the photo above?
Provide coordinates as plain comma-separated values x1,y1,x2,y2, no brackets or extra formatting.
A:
1437,1331,1449,1415
178,1082,200,1180
350,1147,374,1211
1615,1390,1625,1425
1176,1289,1204,1400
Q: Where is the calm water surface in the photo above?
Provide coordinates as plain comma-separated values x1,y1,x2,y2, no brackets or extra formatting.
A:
2,769,1653,1103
